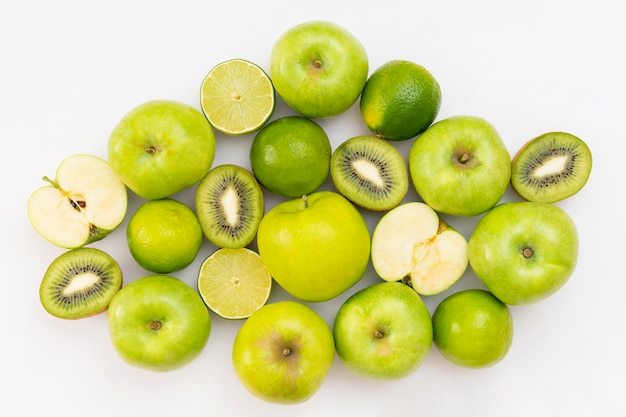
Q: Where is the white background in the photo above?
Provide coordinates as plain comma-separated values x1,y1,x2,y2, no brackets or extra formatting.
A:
1,1,623,416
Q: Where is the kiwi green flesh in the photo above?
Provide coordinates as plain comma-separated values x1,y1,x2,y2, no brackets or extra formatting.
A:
39,248,122,320
511,132,592,203
330,135,408,211
195,164,264,249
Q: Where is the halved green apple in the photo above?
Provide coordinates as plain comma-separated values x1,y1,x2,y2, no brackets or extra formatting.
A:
27,154,128,249
371,202,468,295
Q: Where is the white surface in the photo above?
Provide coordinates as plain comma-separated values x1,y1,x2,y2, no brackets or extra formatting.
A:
2,1,624,416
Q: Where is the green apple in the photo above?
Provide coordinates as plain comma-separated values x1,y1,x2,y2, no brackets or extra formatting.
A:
108,99,216,200
107,275,211,372
432,289,514,368
27,154,127,249
333,281,433,380
256,191,371,302
408,115,511,216
232,300,335,405
371,202,468,295
270,20,369,118
468,201,578,305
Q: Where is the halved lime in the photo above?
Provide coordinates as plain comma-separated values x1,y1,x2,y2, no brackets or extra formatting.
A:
200,59,275,135
197,247,272,319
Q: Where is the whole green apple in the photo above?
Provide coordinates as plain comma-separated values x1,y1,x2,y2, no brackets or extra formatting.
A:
107,275,211,372
333,281,433,380
232,300,335,405
468,201,579,305
408,115,511,216
108,99,216,200
270,20,369,118
256,191,371,302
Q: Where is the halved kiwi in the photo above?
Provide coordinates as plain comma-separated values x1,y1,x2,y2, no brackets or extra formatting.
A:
39,247,123,320
195,164,264,248
511,131,592,203
330,135,409,211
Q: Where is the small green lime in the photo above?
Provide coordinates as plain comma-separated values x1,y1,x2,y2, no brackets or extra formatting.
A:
432,289,514,368
360,60,441,141
250,116,331,197
127,198,203,273
200,58,275,135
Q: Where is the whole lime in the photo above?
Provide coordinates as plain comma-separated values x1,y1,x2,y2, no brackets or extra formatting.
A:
432,289,514,368
360,60,441,141
127,198,203,273
250,116,331,197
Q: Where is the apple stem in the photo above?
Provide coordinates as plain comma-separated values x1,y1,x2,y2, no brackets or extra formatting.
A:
522,247,534,258
302,195,308,209
150,321,162,331
373,329,384,338
42,176,59,188
282,347,292,356
458,152,471,163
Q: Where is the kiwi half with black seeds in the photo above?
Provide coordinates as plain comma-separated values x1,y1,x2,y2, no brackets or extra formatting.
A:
39,247,123,320
330,135,409,211
195,164,264,249
511,131,592,203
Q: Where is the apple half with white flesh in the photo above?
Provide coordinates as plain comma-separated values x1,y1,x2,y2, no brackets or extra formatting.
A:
371,202,468,295
27,154,128,249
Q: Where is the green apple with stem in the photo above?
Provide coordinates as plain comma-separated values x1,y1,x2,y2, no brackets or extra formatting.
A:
408,115,511,216
371,202,468,295
333,281,433,380
256,191,371,302
270,20,369,118
107,274,211,372
468,201,578,305
232,300,335,405
27,154,127,249
108,99,216,200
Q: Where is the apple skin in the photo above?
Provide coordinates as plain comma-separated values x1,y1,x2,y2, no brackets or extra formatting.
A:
270,20,369,118
468,201,578,305
232,300,335,405
256,191,371,302
27,154,127,249
408,115,511,216
107,275,211,372
333,281,433,380
108,100,216,200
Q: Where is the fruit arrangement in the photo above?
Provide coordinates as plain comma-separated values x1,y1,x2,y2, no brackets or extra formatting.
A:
27,20,592,405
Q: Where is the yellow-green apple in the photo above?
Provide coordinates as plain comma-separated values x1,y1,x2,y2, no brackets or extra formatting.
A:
27,154,127,249
468,201,578,305
371,202,468,295
408,115,511,216
270,20,368,118
232,300,335,405
333,281,433,380
108,100,216,200
432,289,514,368
256,191,370,302
107,275,211,372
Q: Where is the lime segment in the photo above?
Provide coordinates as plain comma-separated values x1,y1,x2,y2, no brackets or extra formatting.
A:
200,59,275,135
197,248,272,319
